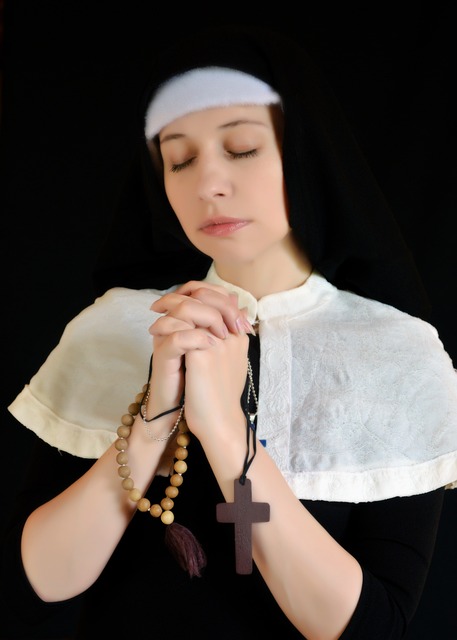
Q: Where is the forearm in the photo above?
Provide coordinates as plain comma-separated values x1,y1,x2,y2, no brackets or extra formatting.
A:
203,426,362,640
21,412,169,602
249,446,362,640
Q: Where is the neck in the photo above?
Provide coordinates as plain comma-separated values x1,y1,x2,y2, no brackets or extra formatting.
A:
214,234,312,299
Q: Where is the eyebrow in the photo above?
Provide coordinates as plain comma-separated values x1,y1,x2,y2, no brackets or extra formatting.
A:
160,118,267,145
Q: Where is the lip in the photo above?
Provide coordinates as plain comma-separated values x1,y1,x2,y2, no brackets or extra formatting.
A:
200,217,250,237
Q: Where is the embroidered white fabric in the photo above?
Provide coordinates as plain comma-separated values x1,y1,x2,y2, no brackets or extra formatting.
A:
9,266,457,501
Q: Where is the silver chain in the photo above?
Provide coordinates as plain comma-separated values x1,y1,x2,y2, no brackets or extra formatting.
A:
246,356,258,425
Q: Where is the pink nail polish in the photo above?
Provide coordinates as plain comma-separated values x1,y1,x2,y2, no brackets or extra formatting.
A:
243,319,256,335
235,317,246,334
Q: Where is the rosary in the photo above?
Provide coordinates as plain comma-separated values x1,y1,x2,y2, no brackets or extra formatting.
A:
216,356,270,574
116,351,269,577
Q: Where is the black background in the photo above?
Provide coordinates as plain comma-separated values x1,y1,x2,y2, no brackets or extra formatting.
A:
1,1,456,638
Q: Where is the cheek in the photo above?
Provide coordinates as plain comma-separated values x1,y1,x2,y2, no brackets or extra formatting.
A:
164,178,185,215
261,167,289,225
164,182,196,237
163,177,175,207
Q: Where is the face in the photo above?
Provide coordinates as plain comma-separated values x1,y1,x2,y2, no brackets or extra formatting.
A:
157,104,292,272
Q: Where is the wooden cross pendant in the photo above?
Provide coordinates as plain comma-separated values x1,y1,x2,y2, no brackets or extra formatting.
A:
216,478,270,574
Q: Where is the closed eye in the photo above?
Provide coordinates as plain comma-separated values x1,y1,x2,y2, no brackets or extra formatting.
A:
228,149,258,159
170,149,258,173
170,157,195,173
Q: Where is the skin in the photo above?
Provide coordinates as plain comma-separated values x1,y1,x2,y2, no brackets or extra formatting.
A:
21,104,362,640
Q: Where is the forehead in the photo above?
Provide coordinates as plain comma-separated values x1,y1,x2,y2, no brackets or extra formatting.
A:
159,104,273,140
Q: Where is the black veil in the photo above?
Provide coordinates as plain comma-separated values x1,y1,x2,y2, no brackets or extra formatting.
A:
93,24,430,320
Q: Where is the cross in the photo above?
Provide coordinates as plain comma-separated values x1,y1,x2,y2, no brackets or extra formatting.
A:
216,478,270,574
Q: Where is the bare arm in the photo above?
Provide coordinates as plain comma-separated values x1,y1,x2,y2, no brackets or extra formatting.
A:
182,334,362,640
152,283,362,640
22,280,362,640
20,281,244,603
21,408,176,601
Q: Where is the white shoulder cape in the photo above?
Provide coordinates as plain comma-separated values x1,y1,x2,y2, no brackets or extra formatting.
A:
9,266,457,502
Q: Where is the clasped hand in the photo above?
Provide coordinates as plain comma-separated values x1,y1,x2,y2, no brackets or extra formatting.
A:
148,281,253,440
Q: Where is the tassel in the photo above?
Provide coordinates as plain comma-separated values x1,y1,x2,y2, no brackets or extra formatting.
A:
164,522,207,577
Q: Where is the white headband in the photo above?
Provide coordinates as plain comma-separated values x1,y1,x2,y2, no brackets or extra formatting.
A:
145,66,281,140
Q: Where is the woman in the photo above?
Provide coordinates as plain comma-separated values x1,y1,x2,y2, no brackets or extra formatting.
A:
2,25,457,639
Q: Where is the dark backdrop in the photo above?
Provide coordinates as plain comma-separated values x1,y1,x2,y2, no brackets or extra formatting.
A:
1,2,456,638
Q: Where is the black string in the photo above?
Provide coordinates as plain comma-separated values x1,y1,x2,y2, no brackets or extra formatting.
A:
240,415,258,485
141,354,185,422
145,404,183,422
144,347,256,480
239,346,259,485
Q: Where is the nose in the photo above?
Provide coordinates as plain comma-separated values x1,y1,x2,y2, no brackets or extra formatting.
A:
196,156,233,201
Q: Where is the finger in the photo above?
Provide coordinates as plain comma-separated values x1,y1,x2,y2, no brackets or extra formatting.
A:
174,280,233,297
182,332,250,431
153,287,254,336
154,327,219,359
152,294,229,339
180,284,255,335
188,288,255,335
149,314,194,337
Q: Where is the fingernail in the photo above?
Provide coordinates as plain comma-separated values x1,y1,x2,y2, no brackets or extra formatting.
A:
236,317,256,335
235,317,247,334
243,319,256,335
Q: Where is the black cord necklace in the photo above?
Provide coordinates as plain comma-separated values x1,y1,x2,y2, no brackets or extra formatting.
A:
216,354,270,574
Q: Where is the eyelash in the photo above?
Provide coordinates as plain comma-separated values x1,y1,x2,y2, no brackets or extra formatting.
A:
170,148,258,173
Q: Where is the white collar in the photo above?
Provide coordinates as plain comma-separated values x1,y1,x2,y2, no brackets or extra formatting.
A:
204,263,336,325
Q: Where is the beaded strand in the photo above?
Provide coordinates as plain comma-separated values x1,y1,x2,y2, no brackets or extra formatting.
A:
114,384,191,525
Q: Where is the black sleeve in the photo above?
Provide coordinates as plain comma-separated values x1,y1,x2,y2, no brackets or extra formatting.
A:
0,431,447,639
0,434,94,637
340,488,446,639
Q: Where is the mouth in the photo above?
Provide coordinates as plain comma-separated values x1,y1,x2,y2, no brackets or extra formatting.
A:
200,217,250,237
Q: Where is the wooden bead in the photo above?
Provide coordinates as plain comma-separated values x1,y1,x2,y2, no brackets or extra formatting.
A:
175,446,188,460
121,413,134,426
116,385,190,527
129,488,142,502
118,465,131,478
150,504,163,518
137,498,151,512
161,497,174,511
161,510,174,525
165,486,179,498
117,425,131,438
128,402,140,415
116,451,128,465
122,477,134,490
177,433,191,446
170,473,184,487
115,438,128,451
174,460,187,474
